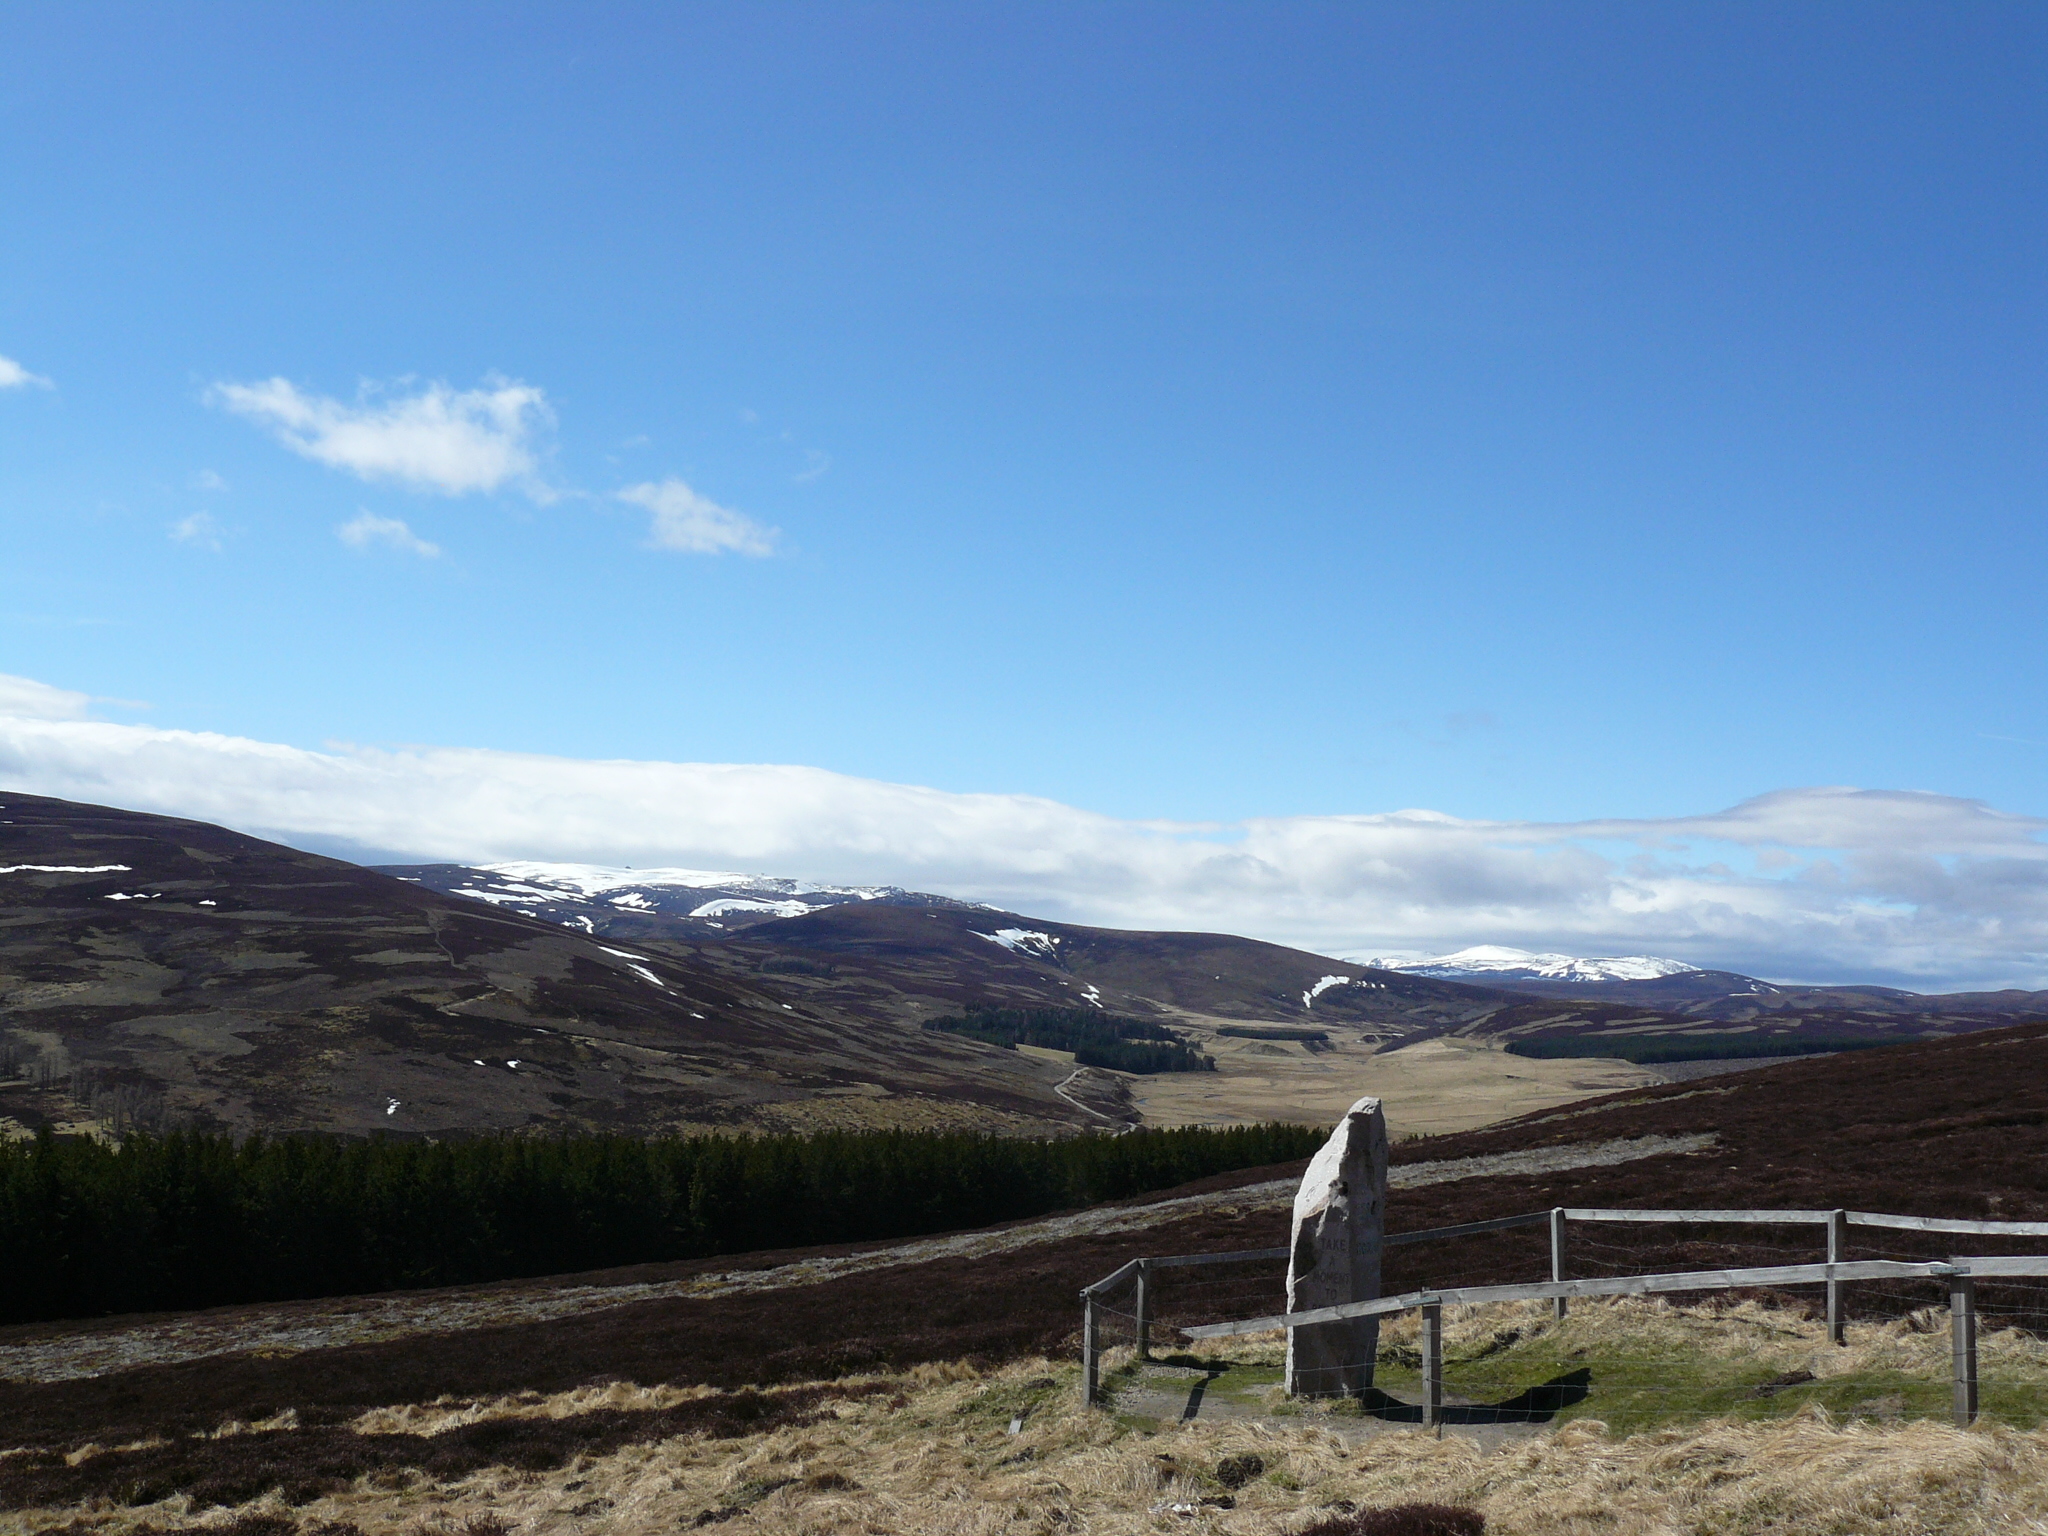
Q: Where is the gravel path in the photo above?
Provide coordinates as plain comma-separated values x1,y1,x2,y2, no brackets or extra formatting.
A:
0,1133,1711,1385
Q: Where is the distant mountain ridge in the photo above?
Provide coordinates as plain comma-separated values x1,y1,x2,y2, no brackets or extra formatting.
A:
1361,945,1704,985
1341,941,2048,1043
18,808,2048,1145
376,861,2048,1069
0,797,1111,1140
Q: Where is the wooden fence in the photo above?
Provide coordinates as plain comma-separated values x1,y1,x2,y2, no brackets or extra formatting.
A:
1080,1205,2048,1426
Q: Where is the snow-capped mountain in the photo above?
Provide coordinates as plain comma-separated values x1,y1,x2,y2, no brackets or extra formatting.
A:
377,860,976,936
1353,944,1701,985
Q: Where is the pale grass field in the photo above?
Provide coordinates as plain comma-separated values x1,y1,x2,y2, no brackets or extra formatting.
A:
1126,1034,1659,1138
18,1299,2048,1536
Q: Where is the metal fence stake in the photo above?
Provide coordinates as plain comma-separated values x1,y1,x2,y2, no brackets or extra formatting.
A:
1134,1260,1151,1361
1420,1301,1443,1430
1827,1209,1848,1345
1950,1270,1977,1428
1082,1291,1100,1407
1550,1208,1568,1321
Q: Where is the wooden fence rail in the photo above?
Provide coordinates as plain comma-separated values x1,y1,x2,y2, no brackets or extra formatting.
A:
1181,1258,1963,1334
1175,1255,2048,1429
1080,1203,2048,1424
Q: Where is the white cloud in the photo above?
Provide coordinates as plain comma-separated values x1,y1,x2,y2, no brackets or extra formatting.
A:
0,689,2044,988
191,469,228,492
209,377,551,497
338,511,440,558
617,479,778,557
0,355,53,390
169,512,225,550
0,675,92,721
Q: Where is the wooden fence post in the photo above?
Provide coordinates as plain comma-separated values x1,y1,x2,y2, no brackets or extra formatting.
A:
1082,1291,1101,1407
1950,1270,1978,1428
1827,1209,1848,1345
1550,1208,1568,1321
1135,1260,1151,1361
1420,1301,1443,1430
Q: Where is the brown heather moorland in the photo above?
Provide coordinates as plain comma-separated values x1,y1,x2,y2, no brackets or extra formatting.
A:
7,1020,2048,1536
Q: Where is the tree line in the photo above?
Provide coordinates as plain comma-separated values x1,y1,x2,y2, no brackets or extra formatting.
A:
1505,1034,1890,1064
0,1120,1320,1324
922,1005,1216,1074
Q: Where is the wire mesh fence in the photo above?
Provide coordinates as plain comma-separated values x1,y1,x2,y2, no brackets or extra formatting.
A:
1540,1213,2048,1426
1084,1208,2048,1431
1082,1250,1290,1404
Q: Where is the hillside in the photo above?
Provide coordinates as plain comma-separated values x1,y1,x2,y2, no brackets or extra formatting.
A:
7,1022,2044,1423
612,904,1694,1128
1381,945,2048,1035
381,867,1516,1031
5,1022,2048,1536
676,901,1514,1030
1366,944,1702,984
399,861,2048,1067
10,798,2039,1143
1449,965,2048,1028
0,797,1663,1142
648,902,2048,1071
376,860,983,936
0,795,1100,1139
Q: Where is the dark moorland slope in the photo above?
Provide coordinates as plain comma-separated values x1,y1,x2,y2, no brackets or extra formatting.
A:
0,794,1098,1138
609,902,1852,1058
1466,966,2039,1056
395,861,2048,1063
6,1021,2046,1461
412,866,2048,1063
7,792,2041,1146
509,894,1530,1035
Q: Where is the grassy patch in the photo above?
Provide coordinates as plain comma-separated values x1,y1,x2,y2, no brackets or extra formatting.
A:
1146,1297,2048,1436
12,1352,2048,1536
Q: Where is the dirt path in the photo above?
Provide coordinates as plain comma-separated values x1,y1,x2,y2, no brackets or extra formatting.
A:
1053,1067,1126,1124
0,1132,1710,1386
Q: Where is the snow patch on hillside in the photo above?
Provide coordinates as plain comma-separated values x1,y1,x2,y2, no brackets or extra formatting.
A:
689,898,820,920
1302,974,1356,1008
476,861,896,900
975,928,1060,962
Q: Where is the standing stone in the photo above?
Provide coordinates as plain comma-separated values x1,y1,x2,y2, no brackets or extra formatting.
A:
1284,1095,1388,1397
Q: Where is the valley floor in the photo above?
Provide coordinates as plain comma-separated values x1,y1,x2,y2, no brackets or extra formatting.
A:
1127,1031,1661,1137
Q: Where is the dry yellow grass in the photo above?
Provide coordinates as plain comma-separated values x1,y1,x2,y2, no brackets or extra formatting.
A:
16,1320,2048,1536
1127,1033,1660,1138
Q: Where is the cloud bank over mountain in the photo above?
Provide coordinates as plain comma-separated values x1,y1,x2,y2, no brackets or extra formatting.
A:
1,681,2042,990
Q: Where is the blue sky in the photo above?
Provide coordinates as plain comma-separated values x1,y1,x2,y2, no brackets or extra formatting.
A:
3,4,2047,982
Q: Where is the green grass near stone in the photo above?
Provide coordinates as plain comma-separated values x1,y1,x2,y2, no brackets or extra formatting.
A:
1364,1355,1984,1436
1378,1342,2048,1435
1102,1353,1288,1433
1117,1301,2048,1437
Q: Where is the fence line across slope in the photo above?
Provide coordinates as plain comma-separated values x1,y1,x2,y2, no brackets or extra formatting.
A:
1180,1258,1964,1336
1080,1203,2048,1424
